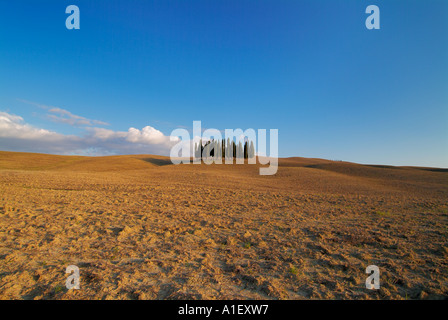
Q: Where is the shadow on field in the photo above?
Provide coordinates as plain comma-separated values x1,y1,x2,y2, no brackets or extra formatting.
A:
140,158,173,166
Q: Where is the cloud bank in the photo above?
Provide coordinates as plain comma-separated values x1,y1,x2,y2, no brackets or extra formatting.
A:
0,111,177,156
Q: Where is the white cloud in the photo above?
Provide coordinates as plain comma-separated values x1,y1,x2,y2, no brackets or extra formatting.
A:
47,107,110,127
126,126,166,144
0,111,68,141
0,111,177,156
17,99,110,127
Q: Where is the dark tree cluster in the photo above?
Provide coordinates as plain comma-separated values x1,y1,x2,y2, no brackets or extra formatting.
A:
194,138,255,160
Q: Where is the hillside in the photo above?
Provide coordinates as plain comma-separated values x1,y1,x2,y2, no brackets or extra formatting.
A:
0,151,447,300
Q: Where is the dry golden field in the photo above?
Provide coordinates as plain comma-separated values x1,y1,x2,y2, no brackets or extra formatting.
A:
0,151,447,300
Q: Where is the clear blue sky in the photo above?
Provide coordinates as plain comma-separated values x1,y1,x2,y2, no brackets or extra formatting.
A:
0,0,447,167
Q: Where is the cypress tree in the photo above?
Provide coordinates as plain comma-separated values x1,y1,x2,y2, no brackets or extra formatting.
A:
222,139,225,159
233,141,236,159
249,140,255,159
200,139,204,160
237,141,243,159
217,140,222,160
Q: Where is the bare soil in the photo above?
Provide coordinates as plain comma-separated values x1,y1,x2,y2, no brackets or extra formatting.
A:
0,151,447,300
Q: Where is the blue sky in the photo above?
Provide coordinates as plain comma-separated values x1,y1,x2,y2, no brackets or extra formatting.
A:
0,0,447,167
